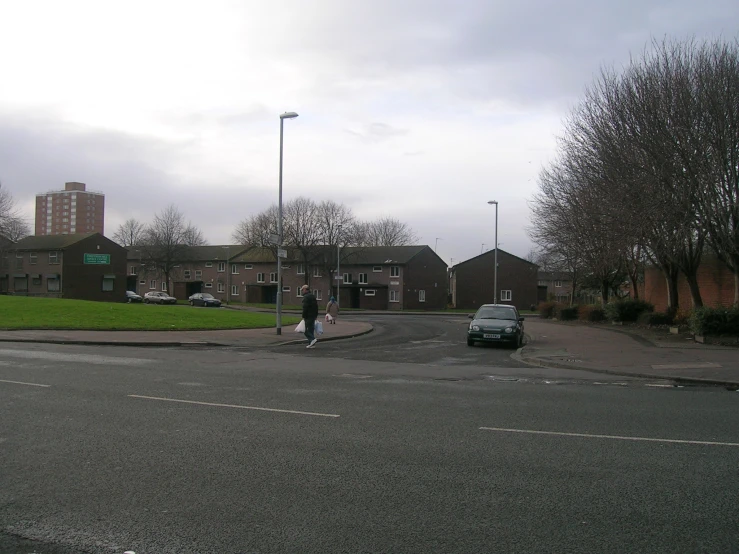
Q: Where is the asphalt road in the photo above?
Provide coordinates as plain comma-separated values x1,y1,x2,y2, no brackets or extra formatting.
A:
1,316,738,553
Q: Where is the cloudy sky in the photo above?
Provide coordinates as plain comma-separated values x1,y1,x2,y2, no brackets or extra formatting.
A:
1,0,737,265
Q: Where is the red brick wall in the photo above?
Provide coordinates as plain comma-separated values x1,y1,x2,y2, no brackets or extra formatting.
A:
643,257,736,311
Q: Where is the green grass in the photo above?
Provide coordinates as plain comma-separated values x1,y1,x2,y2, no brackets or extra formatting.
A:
0,296,300,331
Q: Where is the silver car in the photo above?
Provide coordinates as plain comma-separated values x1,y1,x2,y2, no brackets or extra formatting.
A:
144,291,178,305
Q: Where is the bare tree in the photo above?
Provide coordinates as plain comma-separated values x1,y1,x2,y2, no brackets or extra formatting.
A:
140,205,207,292
358,217,417,247
112,218,145,247
0,182,26,241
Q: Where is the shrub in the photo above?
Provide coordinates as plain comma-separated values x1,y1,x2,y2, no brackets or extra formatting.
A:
605,299,654,322
673,307,692,326
639,311,674,326
538,301,558,319
557,305,579,321
579,305,606,322
689,306,739,336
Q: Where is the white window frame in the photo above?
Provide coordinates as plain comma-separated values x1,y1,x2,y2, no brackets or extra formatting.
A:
102,277,115,292
205,262,213,268
314,289,322,301
313,267,321,278
343,273,351,284
359,273,368,284
297,264,305,275
390,266,400,277
29,252,38,265
419,290,426,302
282,286,291,293
49,251,59,264
231,265,239,275
270,272,277,283
195,270,202,279
257,273,265,283
149,280,156,290
129,266,137,276
390,290,399,303
501,290,512,301
296,287,303,297
139,280,146,285
365,289,376,297
218,262,226,272
217,283,225,293
184,269,191,279
205,282,212,288
555,280,562,288
47,277,60,292
231,284,239,296
244,264,253,270
373,266,382,273
161,282,168,292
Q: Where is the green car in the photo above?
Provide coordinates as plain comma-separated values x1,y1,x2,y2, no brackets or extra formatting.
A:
467,304,525,348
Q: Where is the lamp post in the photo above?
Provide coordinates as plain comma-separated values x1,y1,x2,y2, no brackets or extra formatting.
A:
222,245,230,305
336,224,342,306
276,111,299,335
488,200,498,303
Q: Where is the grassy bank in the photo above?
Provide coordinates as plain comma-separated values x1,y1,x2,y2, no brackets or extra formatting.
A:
0,296,300,330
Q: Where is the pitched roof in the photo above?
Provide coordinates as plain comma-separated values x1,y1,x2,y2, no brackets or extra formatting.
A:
127,245,249,261
453,248,537,269
13,233,98,250
231,245,430,265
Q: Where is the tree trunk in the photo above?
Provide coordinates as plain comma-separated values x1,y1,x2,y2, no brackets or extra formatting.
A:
630,273,639,300
683,270,703,308
600,280,609,306
665,269,679,314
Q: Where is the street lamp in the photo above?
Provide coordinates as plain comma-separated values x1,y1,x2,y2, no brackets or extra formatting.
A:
488,200,498,303
276,111,299,335
222,245,230,305
336,224,342,306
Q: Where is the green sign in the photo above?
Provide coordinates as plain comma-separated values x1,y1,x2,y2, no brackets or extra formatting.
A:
83,253,110,265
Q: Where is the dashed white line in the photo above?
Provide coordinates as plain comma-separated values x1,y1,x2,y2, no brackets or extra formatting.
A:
128,395,340,418
0,379,51,388
479,427,739,447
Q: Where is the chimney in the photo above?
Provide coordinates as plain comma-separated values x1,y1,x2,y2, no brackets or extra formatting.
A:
64,182,86,191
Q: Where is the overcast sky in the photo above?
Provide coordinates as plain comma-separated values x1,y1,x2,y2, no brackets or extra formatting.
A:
1,1,737,265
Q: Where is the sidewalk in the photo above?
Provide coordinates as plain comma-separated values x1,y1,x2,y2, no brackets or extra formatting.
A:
514,319,739,387
0,320,373,348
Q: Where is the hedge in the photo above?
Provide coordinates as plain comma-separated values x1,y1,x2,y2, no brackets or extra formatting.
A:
639,311,674,326
689,307,739,336
578,305,606,322
605,299,654,322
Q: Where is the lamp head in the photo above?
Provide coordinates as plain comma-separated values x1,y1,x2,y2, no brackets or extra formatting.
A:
280,112,299,119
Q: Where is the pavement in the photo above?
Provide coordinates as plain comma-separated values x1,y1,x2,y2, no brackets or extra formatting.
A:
515,318,739,387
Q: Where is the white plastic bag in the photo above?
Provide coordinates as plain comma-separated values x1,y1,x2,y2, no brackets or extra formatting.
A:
295,319,306,333
315,320,324,336
325,313,333,322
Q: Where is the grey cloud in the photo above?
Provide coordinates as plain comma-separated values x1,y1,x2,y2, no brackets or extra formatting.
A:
344,122,409,142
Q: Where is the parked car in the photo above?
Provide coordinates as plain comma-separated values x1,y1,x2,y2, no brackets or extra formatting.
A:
188,292,222,307
467,304,525,348
125,290,143,303
144,291,178,305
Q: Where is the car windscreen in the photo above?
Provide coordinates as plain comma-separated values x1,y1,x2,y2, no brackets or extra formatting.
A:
475,308,516,320
201,294,214,299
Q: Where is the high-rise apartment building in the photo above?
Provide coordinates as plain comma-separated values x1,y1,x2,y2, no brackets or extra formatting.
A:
35,182,105,236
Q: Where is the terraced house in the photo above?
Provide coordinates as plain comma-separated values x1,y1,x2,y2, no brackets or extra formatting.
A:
127,244,448,310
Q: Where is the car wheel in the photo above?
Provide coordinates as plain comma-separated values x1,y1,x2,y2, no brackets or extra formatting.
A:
189,301,194,306
127,298,132,303
467,338,475,346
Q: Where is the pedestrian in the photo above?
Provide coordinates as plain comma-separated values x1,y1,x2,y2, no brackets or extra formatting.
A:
326,296,339,324
301,284,319,348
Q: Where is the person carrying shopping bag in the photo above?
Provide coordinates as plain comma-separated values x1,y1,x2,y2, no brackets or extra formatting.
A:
301,284,319,348
326,296,339,324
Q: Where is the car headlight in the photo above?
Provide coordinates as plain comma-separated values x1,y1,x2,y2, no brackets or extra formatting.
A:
471,325,480,331
505,327,513,333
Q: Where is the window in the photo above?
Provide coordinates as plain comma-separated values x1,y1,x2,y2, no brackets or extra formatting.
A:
270,272,277,283
49,252,59,264
15,253,23,269
257,273,265,283
419,290,426,302
205,262,213,268
296,287,303,297
501,290,512,301
47,277,60,292
217,283,225,293
297,264,305,275
313,267,321,278
314,289,322,301
195,270,202,279
283,286,291,293
231,285,239,296
231,265,239,275
32,275,42,286
244,264,253,270
343,273,352,284
205,282,212,288
184,270,191,279
365,289,376,297
139,280,146,285
359,273,368,284
218,262,226,272
555,280,562,288
102,277,115,292
29,252,37,265
373,266,382,273
390,266,399,277
14,276,28,291
390,290,399,302
130,266,137,276
161,282,167,292
150,280,156,290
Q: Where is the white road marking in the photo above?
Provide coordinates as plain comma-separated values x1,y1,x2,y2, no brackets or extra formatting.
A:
0,379,51,388
651,362,722,369
479,427,739,447
128,395,340,418
0,349,151,366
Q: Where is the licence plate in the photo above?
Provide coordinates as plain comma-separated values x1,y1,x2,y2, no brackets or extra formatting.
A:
484,334,500,339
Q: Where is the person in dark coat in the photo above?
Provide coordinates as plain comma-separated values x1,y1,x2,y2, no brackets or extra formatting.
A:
301,284,319,348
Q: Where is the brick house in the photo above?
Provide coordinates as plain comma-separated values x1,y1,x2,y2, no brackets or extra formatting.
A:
1,233,127,301
538,270,574,303
128,244,448,310
451,249,538,311
642,256,736,311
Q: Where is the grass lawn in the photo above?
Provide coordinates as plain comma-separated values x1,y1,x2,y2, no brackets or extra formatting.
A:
0,296,300,331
